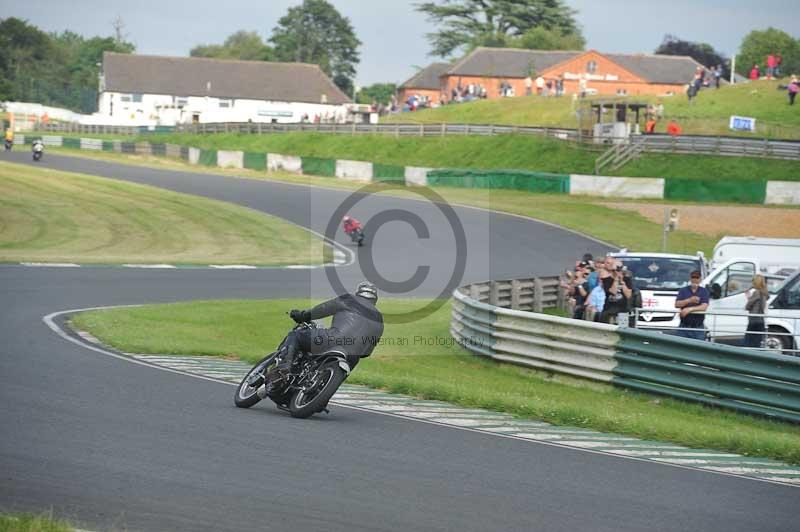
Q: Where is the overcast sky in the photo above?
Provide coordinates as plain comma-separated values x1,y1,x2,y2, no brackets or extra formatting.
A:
3,0,798,86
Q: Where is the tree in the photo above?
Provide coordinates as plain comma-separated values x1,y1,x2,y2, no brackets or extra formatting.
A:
655,34,729,77
512,26,585,51
270,0,361,95
190,30,274,61
356,83,397,104
737,28,800,77
416,0,583,57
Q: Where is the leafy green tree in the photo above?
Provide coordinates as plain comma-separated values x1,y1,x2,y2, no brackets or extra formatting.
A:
190,30,274,61
737,28,800,77
655,35,729,77
416,0,583,57
512,26,585,51
270,0,361,95
356,83,397,104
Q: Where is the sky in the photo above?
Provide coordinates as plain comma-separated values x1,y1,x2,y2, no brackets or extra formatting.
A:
2,0,799,86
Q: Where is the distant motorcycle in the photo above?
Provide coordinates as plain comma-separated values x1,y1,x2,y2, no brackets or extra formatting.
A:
32,141,44,161
4,138,11,151
235,320,351,418
347,227,365,247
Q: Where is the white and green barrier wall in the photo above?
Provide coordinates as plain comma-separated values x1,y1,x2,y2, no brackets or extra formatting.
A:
451,279,800,423
15,134,800,205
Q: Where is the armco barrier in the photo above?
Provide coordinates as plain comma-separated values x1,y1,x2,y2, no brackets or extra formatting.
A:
267,153,302,173
243,152,266,171
335,159,372,182
302,156,336,177
451,278,800,423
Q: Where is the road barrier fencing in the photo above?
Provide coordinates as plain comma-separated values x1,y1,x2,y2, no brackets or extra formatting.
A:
451,278,800,423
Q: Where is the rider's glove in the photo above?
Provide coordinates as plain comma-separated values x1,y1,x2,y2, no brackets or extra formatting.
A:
290,309,310,323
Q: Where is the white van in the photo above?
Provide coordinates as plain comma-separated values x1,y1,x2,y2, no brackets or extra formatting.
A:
712,237,800,272
706,270,800,354
611,251,708,329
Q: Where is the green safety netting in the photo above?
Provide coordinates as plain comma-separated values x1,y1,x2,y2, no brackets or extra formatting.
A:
62,137,80,149
301,156,336,177
243,152,267,171
665,178,767,204
198,149,218,166
373,163,406,182
427,169,570,193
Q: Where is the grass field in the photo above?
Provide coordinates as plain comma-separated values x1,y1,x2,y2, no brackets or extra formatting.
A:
0,513,74,532
71,299,800,465
129,131,800,181
0,161,330,265
386,79,800,139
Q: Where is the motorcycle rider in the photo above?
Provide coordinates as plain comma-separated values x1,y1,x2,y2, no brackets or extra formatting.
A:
4,128,13,150
279,281,384,373
342,215,362,238
32,139,44,159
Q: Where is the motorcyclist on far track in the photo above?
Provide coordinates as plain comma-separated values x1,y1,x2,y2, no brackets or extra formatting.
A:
278,281,384,374
342,215,362,237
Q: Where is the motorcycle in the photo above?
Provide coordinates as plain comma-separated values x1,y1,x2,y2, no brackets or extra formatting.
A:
32,142,43,161
234,321,351,418
4,139,11,151
347,227,365,247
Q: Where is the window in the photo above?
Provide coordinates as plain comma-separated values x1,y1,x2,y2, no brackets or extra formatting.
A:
120,94,132,102
711,262,755,298
776,276,800,309
175,96,188,107
586,60,598,74
219,99,232,108
132,93,143,103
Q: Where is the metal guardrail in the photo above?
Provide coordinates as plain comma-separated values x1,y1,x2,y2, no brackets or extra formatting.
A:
451,278,800,423
36,122,800,160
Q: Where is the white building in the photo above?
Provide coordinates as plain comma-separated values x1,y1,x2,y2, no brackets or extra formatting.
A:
95,52,352,126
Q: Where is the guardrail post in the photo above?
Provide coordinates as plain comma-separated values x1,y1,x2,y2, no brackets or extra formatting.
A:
465,124,470,136
533,278,544,313
352,122,356,136
440,123,446,136
489,281,500,306
557,284,567,311
511,279,521,310
419,124,424,137
470,284,481,301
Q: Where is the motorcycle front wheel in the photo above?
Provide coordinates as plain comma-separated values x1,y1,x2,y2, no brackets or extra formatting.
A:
288,360,346,418
234,352,278,408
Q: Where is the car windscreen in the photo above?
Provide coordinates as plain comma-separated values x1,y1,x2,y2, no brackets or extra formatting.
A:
617,257,702,291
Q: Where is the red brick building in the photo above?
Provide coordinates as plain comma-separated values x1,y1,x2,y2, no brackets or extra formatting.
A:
397,62,451,106
438,47,704,100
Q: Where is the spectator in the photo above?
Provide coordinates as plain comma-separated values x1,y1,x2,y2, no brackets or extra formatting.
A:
666,119,682,136
749,64,760,81
788,75,799,106
525,76,533,96
645,117,657,134
535,76,545,95
556,76,564,97
581,253,598,291
767,53,777,79
686,83,697,104
655,101,665,119
585,282,606,322
714,65,722,89
545,79,553,97
674,270,709,341
744,275,769,348
578,75,587,98
569,265,590,320
776,54,783,77
600,257,633,324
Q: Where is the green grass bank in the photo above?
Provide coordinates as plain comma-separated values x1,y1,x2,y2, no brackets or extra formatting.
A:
132,131,800,182
386,79,800,139
71,299,800,465
0,513,74,532
0,161,330,266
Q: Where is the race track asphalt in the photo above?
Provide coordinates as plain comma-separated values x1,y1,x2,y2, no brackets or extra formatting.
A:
0,151,796,531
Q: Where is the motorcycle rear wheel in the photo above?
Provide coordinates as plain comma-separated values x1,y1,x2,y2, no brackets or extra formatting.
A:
288,361,346,418
234,352,278,408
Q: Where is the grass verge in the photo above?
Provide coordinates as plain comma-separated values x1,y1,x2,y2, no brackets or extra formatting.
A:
71,298,800,465
0,513,74,532
0,160,330,266
130,131,800,181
